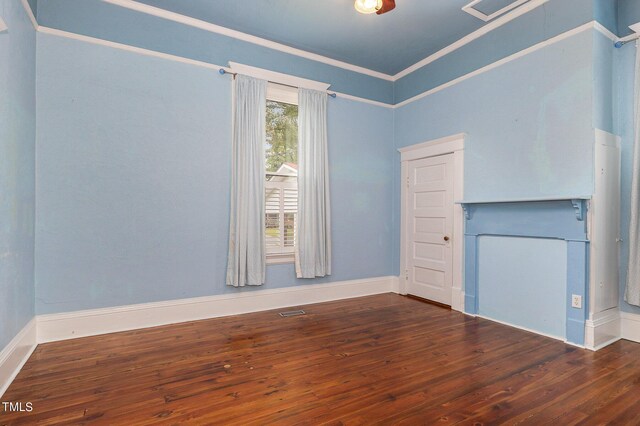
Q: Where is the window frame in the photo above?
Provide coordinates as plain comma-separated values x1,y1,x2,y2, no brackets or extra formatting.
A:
265,83,299,265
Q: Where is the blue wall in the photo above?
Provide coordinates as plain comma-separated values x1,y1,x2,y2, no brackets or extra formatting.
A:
24,0,640,326
0,0,36,348
391,28,597,337
34,32,394,314
35,0,393,104
395,29,595,199
394,0,605,103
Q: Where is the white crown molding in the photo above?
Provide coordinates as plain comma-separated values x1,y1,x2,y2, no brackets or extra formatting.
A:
36,0,615,90
39,26,223,70
331,91,393,108
37,26,393,108
40,20,610,111
0,319,37,398
594,21,618,41
101,0,394,81
100,0,552,84
394,21,599,108
20,0,38,30
37,276,399,343
393,0,549,80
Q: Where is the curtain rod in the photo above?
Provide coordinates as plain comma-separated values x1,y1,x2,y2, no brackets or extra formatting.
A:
218,68,337,98
615,34,640,48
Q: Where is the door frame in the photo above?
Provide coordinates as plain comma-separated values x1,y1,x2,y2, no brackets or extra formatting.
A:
399,133,465,312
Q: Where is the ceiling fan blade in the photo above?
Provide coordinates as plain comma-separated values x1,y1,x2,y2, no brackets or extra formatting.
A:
376,0,395,15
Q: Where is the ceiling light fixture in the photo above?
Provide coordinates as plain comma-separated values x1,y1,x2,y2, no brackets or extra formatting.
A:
354,0,382,14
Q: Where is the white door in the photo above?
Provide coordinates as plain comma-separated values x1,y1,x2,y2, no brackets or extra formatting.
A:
406,154,454,305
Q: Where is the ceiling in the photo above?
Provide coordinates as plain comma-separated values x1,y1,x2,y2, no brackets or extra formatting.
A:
128,0,519,75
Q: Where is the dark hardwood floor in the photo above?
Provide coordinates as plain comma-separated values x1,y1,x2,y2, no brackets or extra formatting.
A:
2,294,640,425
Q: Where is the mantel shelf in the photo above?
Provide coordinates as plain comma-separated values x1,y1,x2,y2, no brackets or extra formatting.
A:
455,196,591,205
457,196,591,221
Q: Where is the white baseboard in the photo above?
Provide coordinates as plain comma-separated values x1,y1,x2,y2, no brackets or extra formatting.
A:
621,311,640,343
389,276,401,294
585,309,621,351
0,319,37,398
474,314,575,346
451,287,465,313
37,276,397,343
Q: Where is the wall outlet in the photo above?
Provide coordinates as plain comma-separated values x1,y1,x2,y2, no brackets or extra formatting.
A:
571,294,582,309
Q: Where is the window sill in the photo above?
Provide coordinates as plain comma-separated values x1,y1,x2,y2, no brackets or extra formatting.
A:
267,254,295,265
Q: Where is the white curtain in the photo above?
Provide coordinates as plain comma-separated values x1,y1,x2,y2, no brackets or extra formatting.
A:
226,75,267,287
296,89,331,278
626,44,640,306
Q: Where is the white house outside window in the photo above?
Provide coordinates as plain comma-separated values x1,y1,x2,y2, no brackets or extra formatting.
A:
265,83,298,264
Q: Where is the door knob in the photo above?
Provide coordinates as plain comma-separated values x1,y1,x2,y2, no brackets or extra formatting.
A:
444,236,450,242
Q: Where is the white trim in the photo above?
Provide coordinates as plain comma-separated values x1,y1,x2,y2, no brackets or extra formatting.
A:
0,319,37,398
594,21,618,42
621,312,640,344
20,0,38,30
398,133,466,161
475,314,581,346
36,276,397,343
394,0,548,80
38,21,606,111
39,26,224,70
36,27,392,109
101,0,394,81
389,276,401,294
585,309,621,351
0,17,6,32
462,0,531,23
395,21,599,108
267,82,299,105
266,254,295,265
230,62,330,92
99,0,547,83
332,91,393,108
399,134,465,312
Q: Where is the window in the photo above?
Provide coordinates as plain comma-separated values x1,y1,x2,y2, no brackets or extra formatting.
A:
265,83,298,263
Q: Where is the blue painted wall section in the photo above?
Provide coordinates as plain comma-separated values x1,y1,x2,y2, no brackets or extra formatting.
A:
35,0,393,104
394,0,604,103
16,0,640,338
0,0,36,349
462,200,589,345
392,30,596,275
34,32,394,314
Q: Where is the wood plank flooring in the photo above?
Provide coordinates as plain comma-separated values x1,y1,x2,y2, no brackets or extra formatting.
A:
2,294,640,425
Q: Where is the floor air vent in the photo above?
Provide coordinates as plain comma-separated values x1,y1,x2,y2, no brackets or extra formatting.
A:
279,310,306,317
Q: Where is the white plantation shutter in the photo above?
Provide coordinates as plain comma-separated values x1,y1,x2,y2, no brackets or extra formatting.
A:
265,180,297,254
